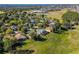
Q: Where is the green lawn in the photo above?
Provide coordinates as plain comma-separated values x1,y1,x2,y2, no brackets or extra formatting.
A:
16,32,70,54
67,26,79,54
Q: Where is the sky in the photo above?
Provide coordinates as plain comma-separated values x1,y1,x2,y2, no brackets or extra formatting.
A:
0,0,79,4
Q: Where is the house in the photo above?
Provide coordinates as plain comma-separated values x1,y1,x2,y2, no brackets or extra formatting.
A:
48,20,53,23
30,19,36,24
15,32,26,40
45,27,52,32
36,29,48,35
21,11,27,14
31,10,44,13
48,20,55,28
34,26,39,29
39,20,44,23
10,25,18,31
26,34,32,39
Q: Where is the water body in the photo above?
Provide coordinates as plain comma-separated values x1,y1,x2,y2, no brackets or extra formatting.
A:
0,4,78,8
0,4,52,8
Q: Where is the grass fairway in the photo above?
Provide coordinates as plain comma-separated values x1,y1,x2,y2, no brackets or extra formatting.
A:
47,9,68,23
67,26,79,54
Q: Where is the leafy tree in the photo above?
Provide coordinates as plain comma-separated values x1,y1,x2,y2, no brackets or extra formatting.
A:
53,19,62,33
3,37,17,53
62,11,79,26
9,19,18,25
0,34,4,53
6,28,13,34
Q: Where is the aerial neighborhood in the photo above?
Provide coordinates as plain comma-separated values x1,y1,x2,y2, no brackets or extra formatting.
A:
0,4,79,54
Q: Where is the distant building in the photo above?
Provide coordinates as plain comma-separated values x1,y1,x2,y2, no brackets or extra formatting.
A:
76,5,79,13
31,10,46,13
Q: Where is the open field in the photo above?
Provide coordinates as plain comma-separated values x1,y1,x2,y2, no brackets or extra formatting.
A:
47,9,68,23
67,26,79,53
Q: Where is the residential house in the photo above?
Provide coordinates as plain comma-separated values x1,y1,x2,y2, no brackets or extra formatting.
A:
45,27,52,32
10,25,18,31
15,31,27,40
36,29,48,35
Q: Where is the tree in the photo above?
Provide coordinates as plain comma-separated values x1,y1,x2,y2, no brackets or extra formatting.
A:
3,37,17,53
9,19,18,26
0,34,4,53
53,19,62,33
62,11,79,29
29,29,36,39
6,28,13,34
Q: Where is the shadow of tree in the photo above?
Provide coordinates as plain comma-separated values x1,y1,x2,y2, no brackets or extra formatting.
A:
11,49,35,54
54,26,76,34
34,35,46,41
12,41,26,50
